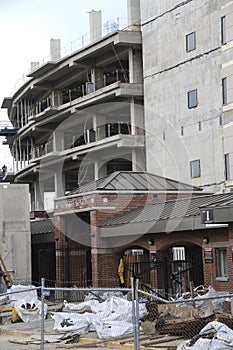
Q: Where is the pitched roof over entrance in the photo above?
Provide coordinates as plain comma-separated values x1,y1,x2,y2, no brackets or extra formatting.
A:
68,171,201,195
31,218,54,235
99,192,233,236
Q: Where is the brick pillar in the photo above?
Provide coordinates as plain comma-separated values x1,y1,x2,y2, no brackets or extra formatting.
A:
228,224,233,288
90,211,120,287
54,216,66,287
91,249,120,287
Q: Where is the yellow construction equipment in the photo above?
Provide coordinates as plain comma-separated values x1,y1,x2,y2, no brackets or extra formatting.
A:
0,255,13,288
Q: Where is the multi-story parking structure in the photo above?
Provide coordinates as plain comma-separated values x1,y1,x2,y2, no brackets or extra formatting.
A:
2,9,144,212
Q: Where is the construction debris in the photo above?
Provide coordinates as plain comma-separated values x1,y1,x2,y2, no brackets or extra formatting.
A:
52,295,147,339
8,332,80,345
137,285,233,347
177,321,233,349
6,284,47,322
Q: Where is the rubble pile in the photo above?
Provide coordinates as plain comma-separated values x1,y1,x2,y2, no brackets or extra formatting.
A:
140,286,233,348
52,292,147,339
5,284,47,323
177,321,233,349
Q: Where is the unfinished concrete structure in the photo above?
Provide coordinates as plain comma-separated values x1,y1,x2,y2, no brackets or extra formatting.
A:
0,184,31,288
2,10,144,211
141,0,233,192
3,0,233,295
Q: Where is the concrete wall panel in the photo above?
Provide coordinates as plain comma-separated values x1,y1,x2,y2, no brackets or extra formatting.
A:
0,184,31,286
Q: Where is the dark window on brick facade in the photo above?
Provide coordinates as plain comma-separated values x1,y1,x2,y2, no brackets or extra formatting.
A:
216,248,228,278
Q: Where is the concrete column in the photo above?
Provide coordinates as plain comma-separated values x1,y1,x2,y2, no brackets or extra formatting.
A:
93,113,107,180
94,159,107,180
53,130,64,151
130,97,145,171
30,186,35,212
50,39,61,61
52,90,63,106
132,149,146,171
34,178,44,210
54,167,66,198
94,161,99,181
127,0,141,30
129,48,143,83
93,114,106,141
89,10,102,43
130,97,144,135
98,162,107,178
91,67,104,90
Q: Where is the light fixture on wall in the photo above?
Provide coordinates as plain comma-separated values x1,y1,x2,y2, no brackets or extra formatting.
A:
147,239,154,246
203,237,209,244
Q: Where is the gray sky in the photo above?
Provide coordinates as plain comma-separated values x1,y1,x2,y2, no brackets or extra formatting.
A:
0,0,127,167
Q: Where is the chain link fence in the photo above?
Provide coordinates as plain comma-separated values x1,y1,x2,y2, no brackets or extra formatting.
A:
1,279,233,349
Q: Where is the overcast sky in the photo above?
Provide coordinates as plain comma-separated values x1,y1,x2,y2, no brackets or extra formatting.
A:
0,0,128,168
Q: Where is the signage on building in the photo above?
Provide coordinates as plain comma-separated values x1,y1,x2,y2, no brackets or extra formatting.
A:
150,250,157,263
204,247,213,263
55,196,88,212
201,209,214,224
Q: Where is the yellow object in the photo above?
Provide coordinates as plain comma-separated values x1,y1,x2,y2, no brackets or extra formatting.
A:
3,307,17,322
118,258,125,284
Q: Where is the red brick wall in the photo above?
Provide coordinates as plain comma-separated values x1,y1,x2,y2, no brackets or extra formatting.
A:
54,191,233,292
136,228,233,292
91,251,121,288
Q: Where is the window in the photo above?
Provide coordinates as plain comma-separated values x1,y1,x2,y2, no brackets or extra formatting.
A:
225,153,230,180
221,16,226,45
190,159,201,178
172,247,185,261
198,121,202,131
216,248,228,279
222,78,227,105
188,89,197,108
186,32,196,52
219,115,223,126
181,126,184,136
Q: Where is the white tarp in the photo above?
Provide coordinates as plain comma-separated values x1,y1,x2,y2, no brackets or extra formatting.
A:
194,287,232,313
7,284,47,323
53,295,147,338
177,321,233,350
174,286,232,313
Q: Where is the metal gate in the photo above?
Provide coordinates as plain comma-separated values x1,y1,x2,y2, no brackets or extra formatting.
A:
56,247,92,287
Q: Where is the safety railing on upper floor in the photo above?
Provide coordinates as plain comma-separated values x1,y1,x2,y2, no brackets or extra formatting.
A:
10,18,141,96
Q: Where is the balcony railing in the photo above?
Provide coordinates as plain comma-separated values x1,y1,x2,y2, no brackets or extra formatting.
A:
14,122,144,173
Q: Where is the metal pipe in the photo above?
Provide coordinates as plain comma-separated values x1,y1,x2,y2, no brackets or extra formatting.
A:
131,277,137,350
135,278,139,350
40,278,45,350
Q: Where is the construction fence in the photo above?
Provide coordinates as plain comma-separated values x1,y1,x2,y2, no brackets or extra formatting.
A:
1,279,233,349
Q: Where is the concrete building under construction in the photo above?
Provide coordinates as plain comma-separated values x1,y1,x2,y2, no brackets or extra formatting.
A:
2,0,233,297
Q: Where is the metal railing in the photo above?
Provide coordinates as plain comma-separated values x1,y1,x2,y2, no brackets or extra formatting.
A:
10,17,136,96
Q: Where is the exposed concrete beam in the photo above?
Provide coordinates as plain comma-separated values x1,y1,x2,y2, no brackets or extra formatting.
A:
95,48,129,67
